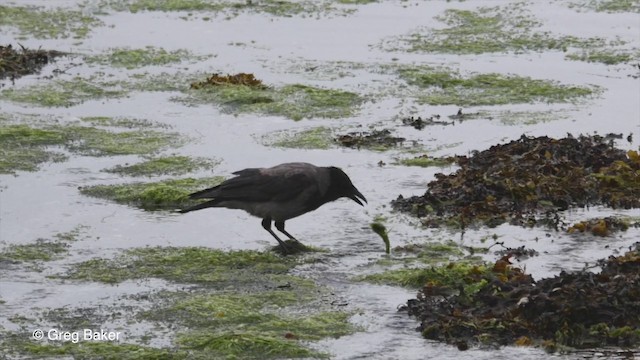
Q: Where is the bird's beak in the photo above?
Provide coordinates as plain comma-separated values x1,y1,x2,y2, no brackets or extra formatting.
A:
349,188,367,206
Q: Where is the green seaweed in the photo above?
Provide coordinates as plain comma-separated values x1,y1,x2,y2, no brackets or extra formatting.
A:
0,123,183,174
360,262,489,294
85,46,208,69
397,155,456,168
0,5,102,39
398,67,596,106
569,0,640,13
263,127,335,149
183,81,361,120
80,116,165,129
370,222,390,254
0,78,127,107
566,49,640,64
386,5,609,55
100,0,352,17
79,177,224,210
62,246,294,284
0,239,69,263
0,337,183,360
103,156,219,177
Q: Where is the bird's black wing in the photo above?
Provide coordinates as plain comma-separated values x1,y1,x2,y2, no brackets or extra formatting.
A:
189,171,316,203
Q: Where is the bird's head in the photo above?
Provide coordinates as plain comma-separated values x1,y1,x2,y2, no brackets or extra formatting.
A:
327,167,367,206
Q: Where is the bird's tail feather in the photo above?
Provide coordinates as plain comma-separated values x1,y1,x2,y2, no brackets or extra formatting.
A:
178,199,220,213
188,186,221,199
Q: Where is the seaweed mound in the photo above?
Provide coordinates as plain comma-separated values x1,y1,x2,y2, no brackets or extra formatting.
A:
405,243,640,351
392,134,640,228
0,44,64,81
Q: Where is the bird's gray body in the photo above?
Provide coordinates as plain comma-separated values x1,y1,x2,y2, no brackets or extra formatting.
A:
196,163,332,221
180,162,366,253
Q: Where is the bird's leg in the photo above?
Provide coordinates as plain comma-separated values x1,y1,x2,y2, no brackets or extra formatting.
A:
262,218,289,253
274,221,301,243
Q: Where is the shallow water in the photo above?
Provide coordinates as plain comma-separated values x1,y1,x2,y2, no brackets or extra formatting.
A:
1,0,639,358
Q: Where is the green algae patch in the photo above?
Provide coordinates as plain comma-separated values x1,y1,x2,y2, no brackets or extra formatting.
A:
385,5,608,55
79,177,224,211
568,0,640,13
397,154,457,168
103,156,219,177
398,67,596,106
566,49,640,65
263,126,335,149
0,122,183,174
176,312,354,359
101,0,352,18
0,337,183,360
0,78,127,107
63,246,304,286
0,5,102,40
80,116,167,129
0,226,89,267
0,124,68,174
0,239,70,264
361,262,490,294
65,127,184,157
184,74,361,120
143,291,354,359
85,46,208,69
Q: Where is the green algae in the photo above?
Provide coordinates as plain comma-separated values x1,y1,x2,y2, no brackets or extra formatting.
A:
80,116,166,129
85,46,209,69
398,67,597,106
183,81,361,120
0,78,127,107
0,124,67,174
569,0,640,12
0,239,70,264
386,5,608,55
143,291,354,359
0,71,203,107
566,49,640,64
100,0,352,17
370,222,390,254
397,155,456,168
103,156,220,177
62,246,295,284
79,177,224,210
65,127,184,157
176,312,354,359
361,262,489,294
0,226,88,266
263,127,335,149
0,338,183,360
0,122,183,174
0,5,102,40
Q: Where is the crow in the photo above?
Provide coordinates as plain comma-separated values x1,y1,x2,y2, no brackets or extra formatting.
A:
179,162,367,252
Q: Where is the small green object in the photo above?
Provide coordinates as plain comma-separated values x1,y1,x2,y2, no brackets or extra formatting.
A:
370,222,390,254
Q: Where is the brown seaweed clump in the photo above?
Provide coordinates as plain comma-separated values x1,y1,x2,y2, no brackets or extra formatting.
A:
190,72,266,89
392,134,640,228
0,44,65,81
405,243,640,351
567,217,631,237
335,129,407,150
